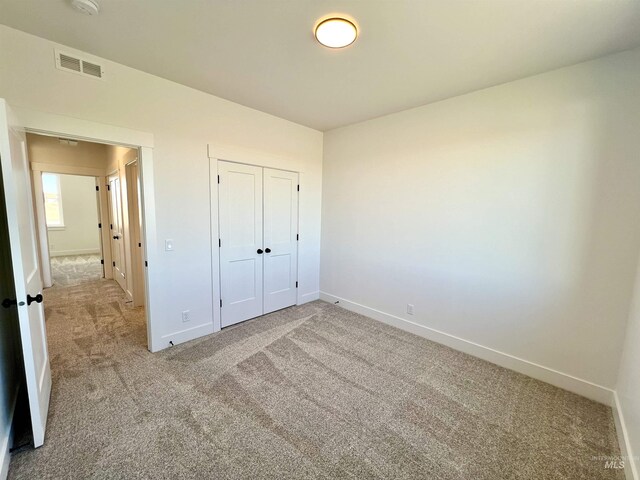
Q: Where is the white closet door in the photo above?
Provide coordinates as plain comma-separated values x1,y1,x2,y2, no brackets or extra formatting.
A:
263,168,298,314
219,161,264,327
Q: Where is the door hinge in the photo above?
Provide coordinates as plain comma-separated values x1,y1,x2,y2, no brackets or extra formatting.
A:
219,238,221,247
96,186,99,191
110,224,113,230
145,261,148,267
296,234,299,241
297,184,299,192
107,185,111,191
138,242,142,247
296,281,298,288
220,299,223,308
217,175,220,184
98,223,102,229
112,261,116,267
100,259,104,265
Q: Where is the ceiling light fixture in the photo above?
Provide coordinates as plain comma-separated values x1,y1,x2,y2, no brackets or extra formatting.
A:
70,0,100,16
314,17,358,49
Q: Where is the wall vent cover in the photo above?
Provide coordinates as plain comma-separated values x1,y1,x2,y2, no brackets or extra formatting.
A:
55,49,104,79
81,60,102,78
59,53,81,72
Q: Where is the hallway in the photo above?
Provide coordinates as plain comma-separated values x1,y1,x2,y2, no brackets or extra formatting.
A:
50,254,103,287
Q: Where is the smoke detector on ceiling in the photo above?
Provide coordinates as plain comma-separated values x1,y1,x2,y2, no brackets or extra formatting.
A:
70,0,100,16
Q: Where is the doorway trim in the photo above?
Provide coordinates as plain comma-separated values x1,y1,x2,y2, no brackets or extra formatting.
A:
16,107,160,352
31,169,113,287
208,143,301,333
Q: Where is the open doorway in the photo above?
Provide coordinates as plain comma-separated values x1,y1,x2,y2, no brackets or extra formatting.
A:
42,172,103,287
1,100,157,452
27,132,147,320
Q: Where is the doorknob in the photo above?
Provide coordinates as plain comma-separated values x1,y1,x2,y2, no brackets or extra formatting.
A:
265,248,271,253
27,294,43,306
257,249,263,254
2,298,17,308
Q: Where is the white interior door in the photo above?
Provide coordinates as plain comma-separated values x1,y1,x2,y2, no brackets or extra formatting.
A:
108,174,127,293
94,178,105,279
0,99,51,447
126,162,145,307
218,161,263,327
263,168,298,314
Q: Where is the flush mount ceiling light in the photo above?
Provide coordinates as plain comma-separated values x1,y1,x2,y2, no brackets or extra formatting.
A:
70,0,100,16
314,17,358,48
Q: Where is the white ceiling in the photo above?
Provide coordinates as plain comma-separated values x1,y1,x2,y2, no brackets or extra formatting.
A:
1,1,640,131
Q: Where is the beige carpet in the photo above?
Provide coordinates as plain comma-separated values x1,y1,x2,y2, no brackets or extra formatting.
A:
50,254,103,287
9,279,624,479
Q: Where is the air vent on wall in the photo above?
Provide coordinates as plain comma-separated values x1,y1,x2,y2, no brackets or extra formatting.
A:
59,53,81,72
81,60,102,78
55,49,104,79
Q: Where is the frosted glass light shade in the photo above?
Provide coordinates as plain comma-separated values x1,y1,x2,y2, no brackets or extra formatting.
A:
315,18,358,48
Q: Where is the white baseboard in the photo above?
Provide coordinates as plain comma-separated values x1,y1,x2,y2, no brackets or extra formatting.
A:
155,322,215,352
319,292,613,405
0,391,18,480
299,290,320,305
50,248,100,257
612,391,639,480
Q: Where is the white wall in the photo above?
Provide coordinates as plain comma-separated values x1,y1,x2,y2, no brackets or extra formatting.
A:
47,174,100,256
321,48,640,393
616,258,640,477
0,25,323,351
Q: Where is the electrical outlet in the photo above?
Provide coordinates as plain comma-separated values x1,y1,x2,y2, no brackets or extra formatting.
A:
407,304,414,315
181,310,190,322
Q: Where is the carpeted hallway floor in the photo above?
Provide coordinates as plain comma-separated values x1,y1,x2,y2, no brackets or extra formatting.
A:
9,280,624,479
50,254,103,287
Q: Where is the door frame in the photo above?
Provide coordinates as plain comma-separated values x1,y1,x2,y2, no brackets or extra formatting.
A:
32,168,112,287
208,144,300,333
14,106,160,352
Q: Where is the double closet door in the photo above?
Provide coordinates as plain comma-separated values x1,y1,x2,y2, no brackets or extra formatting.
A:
218,161,299,328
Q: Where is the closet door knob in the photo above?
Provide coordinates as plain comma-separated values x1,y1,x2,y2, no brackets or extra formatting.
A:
265,248,271,253
257,249,263,254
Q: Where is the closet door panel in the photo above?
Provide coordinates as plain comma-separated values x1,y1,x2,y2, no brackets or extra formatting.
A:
263,168,298,314
218,161,263,327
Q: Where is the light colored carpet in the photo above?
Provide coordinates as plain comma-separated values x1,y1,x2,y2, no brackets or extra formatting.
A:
50,254,103,287
9,279,624,479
